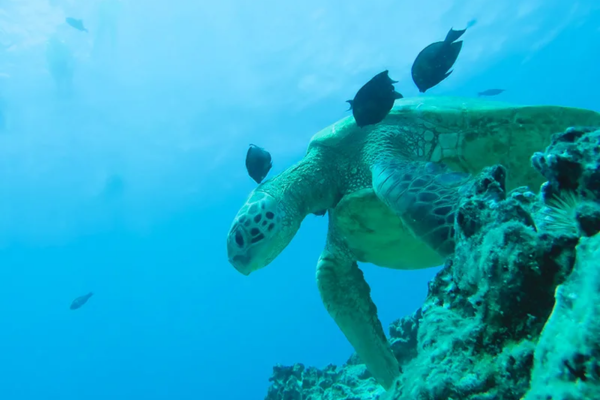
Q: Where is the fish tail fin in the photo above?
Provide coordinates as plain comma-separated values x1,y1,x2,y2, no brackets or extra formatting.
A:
445,28,466,43
345,100,353,111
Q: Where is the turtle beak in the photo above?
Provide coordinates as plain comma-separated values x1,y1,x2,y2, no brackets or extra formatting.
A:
232,257,252,276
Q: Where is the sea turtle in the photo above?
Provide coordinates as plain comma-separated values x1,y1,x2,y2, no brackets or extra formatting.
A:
226,96,600,390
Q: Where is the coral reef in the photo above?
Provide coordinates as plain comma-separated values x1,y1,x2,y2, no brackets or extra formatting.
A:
265,311,421,400
265,363,384,400
264,127,600,400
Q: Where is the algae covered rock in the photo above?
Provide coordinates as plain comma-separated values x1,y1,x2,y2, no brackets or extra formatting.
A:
386,164,557,400
524,127,600,399
264,127,600,400
525,234,600,400
532,126,600,238
265,363,385,400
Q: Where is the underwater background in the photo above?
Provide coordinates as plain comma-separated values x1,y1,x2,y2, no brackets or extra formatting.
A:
0,1,598,399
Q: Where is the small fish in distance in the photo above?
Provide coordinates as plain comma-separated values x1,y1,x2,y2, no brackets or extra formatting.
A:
70,292,93,310
346,70,403,128
66,17,88,33
246,144,272,184
411,20,476,93
478,89,506,97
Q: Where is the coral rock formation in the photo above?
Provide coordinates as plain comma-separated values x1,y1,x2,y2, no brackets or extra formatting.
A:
265,127,600,400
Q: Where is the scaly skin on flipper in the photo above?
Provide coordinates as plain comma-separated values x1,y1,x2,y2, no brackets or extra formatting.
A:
317,216,400,390
226,97,600,390
372,160,471,256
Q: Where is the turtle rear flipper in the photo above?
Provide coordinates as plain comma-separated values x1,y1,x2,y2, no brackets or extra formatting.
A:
372,160,470,256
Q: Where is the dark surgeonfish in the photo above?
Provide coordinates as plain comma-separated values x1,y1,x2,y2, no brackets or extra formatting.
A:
411,21,475,93
70,292,93,310
346,70,403,128
66,17,88,32
246,144,272,184
478,89,506,97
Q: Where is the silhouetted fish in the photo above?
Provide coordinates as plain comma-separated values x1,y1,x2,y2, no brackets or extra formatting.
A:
246,144,272,184
70,292,93,310
478,89,506,97
346,70,403,128
411,22,475,93
66,17,88,32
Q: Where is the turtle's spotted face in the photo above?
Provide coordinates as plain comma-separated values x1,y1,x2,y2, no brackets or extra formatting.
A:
227,191,300,275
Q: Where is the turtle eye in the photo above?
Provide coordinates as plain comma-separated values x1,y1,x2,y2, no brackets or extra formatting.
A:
235,230,244,247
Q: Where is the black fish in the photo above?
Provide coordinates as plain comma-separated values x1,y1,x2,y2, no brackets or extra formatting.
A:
70,292,93,310
411,24,472,93
246,144,272,184
478,89,506,97
66,17,88,32
346,70,403,128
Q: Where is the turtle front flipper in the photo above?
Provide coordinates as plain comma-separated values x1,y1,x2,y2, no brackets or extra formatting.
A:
317,220,399,390
372,160,471,256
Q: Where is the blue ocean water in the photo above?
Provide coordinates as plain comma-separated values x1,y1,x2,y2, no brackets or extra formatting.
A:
0,1,598,399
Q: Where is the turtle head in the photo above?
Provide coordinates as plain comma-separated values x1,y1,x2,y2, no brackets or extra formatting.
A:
227,189,302,275
228,152,338,275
